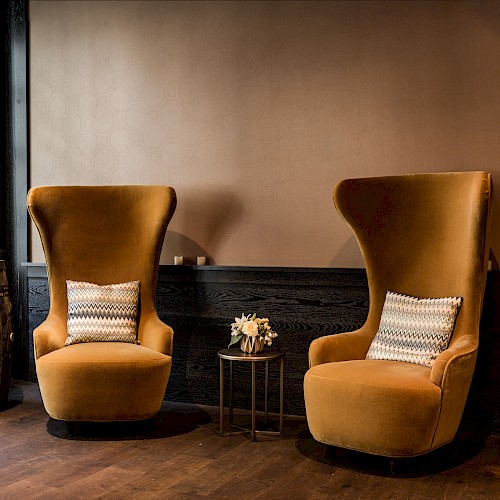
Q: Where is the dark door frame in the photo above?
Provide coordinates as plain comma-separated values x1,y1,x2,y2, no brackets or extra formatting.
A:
3,0,29,378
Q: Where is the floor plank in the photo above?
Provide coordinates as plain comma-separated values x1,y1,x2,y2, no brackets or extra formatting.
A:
0,381,498,499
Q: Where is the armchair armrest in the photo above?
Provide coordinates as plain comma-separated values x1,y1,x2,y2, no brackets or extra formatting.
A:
430,334,478,387
308,326,374,367
138,312,174,355
33,314,67,360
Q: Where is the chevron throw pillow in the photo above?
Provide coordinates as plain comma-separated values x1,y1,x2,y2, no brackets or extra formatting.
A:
366,290,462,368
65,280,140,345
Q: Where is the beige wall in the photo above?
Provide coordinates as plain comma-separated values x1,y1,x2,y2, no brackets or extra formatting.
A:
29,0,500,267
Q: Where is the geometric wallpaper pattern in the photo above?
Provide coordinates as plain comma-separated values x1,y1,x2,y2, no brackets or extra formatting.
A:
30,1,500,265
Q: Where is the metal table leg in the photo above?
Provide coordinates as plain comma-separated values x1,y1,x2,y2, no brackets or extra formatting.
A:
219,356,224,435
229,360,233,426
279,357,284,436
251,360,256,441
264,360,269,426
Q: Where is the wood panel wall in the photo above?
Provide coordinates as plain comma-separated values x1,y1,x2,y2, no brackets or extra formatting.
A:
25,265,499,435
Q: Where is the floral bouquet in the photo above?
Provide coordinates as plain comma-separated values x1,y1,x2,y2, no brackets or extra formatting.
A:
229,313,278,353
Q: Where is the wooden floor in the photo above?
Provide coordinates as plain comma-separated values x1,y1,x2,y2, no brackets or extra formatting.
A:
0,381,498,499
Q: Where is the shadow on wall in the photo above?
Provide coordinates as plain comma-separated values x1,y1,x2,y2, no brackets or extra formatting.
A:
160,188,244,265
160,231,210,265
329,235,364,268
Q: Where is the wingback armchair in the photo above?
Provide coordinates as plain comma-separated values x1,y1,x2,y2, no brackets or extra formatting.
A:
28,185,176,422
304,172,493,457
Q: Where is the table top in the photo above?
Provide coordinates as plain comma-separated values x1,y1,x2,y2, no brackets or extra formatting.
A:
218,348,285,362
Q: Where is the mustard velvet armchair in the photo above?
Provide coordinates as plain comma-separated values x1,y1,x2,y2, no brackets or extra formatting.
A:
27,185,176,422
304,172,493,457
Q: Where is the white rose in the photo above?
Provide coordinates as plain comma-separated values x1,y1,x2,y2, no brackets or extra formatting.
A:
242,320,259,337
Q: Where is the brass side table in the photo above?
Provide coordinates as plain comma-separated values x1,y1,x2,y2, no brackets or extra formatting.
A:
218,349,285,442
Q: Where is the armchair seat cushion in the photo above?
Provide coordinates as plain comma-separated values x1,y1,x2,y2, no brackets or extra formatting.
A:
304,359,441,457
36,343,172,422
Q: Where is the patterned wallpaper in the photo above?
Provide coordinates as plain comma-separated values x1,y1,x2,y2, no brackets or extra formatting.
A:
29,1,500,266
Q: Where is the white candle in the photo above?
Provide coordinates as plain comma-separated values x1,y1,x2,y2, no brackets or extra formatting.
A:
196,256,206,266
174,256,184,265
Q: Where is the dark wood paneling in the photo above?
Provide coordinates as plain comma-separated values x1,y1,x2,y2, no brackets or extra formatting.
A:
157,266,369,416
26,274,48,381
25,265,500,435
469,271,500,436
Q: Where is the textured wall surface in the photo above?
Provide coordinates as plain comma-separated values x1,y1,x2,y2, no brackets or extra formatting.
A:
29,1,500,266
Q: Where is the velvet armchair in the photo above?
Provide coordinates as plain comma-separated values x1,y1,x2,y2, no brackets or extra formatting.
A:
27,185,176,422
304,172,493,457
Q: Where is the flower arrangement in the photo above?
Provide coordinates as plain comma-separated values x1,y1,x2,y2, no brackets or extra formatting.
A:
228,313,278,352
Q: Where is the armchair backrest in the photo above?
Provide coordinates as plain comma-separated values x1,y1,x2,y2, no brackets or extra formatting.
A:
334,172,493,347
27,185,176,324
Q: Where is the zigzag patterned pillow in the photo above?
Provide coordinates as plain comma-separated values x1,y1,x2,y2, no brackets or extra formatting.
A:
65,280,140,346
366,291,462,368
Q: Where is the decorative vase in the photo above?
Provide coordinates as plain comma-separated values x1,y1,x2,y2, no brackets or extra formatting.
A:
240,335,265,354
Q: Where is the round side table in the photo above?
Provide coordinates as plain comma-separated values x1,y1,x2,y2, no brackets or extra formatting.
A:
218,348,285,442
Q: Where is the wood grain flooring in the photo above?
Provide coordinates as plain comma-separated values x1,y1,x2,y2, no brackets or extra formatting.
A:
0,380,498,499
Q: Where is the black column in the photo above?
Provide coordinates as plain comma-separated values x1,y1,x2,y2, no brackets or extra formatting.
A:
4,0,29,380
